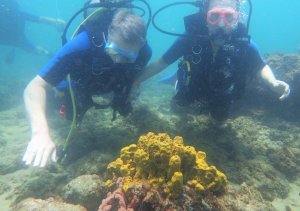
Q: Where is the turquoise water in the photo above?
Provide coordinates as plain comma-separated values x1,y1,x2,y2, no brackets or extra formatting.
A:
1,0,297,79
149,0,300,55
16,0,300,60
0,0,300,210
251,0,300,54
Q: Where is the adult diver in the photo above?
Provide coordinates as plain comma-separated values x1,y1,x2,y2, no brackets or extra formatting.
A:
138,0,290,121
0,0,65,63
22,0,152,167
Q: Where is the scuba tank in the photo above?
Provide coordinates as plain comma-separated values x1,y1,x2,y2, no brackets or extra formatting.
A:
62,0,151,45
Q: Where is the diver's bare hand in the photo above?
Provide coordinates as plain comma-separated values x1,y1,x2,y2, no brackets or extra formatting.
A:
271,80,290,101
23,133,57,167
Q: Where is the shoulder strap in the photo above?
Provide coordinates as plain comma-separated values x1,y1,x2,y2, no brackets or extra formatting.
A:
230,23,251,44
75,8,115,48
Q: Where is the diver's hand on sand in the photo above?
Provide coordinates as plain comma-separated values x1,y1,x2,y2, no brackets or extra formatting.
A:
23,133,57,167
271,80,290,101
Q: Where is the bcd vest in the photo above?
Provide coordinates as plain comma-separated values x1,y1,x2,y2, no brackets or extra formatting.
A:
64,9,146,121
177,12,250,103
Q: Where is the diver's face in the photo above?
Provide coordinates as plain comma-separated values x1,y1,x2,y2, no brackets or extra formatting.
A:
207,0,239,35
105,31,141,64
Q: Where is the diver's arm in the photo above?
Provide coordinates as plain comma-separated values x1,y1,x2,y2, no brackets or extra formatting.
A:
19,6,65,31
23,76,56,167
38,16,64,25
22,9,65,31
137,57,169,82
137,36,187,83
259,64,290,100
24,76,50,135
36,16,65,31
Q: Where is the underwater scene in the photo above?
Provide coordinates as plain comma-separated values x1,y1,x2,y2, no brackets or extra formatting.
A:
0,0,300,210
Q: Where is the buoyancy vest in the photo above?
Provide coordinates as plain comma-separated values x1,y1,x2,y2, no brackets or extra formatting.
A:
64,9,148,121
176,12,250,103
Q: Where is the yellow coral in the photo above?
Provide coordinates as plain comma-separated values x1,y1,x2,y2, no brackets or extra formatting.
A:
106,132,227,198
168,172,184,198
120,164,135,177
168,155,181,179
107,158,123,178
120,144,137,163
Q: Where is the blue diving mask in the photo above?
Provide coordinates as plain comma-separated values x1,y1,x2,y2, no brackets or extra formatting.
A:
105,42,138,63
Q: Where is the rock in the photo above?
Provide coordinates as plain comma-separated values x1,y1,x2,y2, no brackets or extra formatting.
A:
67,151,113,177
62,174,105,211
0,159,24,175
217,183,275,210
14,197,87,211
0,181,11,195
14,171,68,203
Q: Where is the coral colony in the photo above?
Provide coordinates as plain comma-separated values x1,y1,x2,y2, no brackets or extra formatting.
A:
99,132,227,210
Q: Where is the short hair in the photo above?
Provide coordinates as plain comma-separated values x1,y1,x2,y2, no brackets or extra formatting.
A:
108,10,146,46
206,0,240,11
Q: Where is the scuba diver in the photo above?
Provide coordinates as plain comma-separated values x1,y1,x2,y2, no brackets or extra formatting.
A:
138,0,290,121
0,0,65,63
22,1,152,167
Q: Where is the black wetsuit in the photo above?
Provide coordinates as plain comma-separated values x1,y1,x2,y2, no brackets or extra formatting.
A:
162,33,266,120
39,31,152,121
0,0,40,51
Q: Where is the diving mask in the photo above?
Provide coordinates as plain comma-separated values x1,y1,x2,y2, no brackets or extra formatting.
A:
105,42,138,63
207,8,239,27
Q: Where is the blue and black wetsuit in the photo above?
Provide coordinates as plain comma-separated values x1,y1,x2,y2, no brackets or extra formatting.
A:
0,0,40,52
162,28,265,120
39,31,152,120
